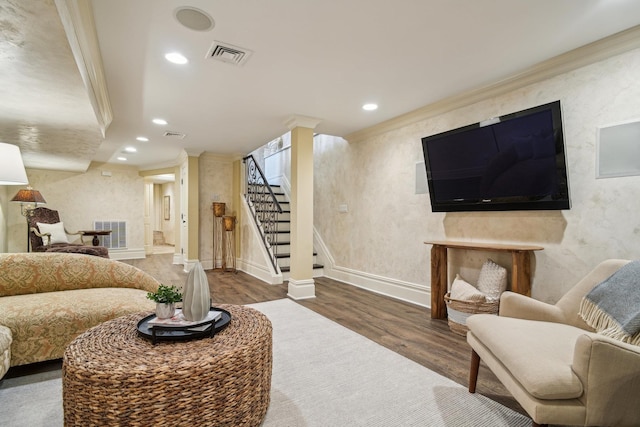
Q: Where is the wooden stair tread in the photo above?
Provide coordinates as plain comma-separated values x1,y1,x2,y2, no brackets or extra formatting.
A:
280,264,323,272
275,252,317,258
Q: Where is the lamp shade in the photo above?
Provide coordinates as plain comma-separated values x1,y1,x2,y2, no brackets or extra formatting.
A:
11,187,46,204
0,142,29,185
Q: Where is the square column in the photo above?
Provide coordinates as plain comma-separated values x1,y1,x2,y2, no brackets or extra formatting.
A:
286,115,320,300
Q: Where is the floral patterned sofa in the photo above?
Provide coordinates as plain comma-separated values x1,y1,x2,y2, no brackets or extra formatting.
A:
0,252,160,373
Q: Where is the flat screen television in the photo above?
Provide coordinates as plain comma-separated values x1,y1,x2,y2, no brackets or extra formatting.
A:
421,100,570,212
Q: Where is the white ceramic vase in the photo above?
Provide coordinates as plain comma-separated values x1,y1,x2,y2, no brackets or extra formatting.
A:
155,302,175,319
182,262,211,321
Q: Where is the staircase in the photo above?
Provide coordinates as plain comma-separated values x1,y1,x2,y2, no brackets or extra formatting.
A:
266,186,324,280
243,155,323,281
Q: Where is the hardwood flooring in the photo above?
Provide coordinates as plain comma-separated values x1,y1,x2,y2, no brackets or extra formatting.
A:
122,254,524,416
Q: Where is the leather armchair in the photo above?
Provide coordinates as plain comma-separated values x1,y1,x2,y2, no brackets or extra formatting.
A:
466,259,640,427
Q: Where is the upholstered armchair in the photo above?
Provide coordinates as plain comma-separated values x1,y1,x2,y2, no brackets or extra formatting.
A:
466,259,640,427
27,207,109,258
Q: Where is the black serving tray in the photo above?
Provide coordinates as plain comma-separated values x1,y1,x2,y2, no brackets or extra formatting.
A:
137,307,231,344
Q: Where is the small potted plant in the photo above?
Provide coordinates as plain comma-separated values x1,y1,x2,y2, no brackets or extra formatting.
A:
147,284,182,319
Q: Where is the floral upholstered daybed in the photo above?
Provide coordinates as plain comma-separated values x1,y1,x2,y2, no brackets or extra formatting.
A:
0,252,160,375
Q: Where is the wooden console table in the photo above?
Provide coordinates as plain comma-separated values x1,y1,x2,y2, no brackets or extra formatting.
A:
425,241,543,319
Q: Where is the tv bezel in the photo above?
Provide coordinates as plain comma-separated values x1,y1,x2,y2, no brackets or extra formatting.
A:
421,100,570,213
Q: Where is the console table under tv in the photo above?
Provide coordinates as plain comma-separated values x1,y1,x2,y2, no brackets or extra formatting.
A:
425,241,543,319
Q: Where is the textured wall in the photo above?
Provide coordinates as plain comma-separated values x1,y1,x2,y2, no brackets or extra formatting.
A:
8,164,145,253
314,47,640,304
199,154,234,267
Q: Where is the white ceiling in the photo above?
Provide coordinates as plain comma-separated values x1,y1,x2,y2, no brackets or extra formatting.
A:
2,0,640,172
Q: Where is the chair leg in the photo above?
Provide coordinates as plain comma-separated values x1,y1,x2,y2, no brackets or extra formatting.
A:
469,349,480,393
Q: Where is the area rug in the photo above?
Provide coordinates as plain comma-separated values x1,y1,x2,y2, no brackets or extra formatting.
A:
0,299,529,426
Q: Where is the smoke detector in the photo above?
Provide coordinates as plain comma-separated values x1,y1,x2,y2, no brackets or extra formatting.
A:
207,41,252,66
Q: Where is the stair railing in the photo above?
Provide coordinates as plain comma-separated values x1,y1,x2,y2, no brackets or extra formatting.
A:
243,155,283,272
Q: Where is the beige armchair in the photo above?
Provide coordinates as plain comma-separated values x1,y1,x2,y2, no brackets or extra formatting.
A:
466,259,640,427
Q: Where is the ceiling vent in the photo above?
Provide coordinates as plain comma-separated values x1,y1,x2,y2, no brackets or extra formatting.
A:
207,41,252,66
164,131,186,139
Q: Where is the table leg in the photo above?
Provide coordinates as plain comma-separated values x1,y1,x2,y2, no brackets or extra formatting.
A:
430,245,448,319
92,235,99,246
511,251,531,296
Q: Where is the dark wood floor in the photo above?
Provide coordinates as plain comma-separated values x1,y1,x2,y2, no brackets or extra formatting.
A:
121,254,524,416
4,253,523,417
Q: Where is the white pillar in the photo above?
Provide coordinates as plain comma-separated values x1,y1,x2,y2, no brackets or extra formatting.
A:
285,115,320,300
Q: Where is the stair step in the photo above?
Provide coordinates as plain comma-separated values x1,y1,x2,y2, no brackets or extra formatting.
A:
255,209,290,213
275,252,317,258
280,264,323,273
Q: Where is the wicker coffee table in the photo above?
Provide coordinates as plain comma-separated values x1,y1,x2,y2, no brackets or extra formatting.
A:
62,304,272,427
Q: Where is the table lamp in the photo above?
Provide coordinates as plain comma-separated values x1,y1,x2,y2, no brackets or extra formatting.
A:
11,186,47,251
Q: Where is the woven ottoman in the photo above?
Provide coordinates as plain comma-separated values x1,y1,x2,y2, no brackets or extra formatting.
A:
0,325,11,379
62,305,272,426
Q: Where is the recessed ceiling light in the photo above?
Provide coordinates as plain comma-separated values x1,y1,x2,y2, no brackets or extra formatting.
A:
117,156,127,161
165,52,188,64
124,147,137,153
136,136,149,142
362,103,378,111
152,118,168,125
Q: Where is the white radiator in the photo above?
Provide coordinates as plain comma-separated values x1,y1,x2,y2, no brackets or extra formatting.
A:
94,221,127,249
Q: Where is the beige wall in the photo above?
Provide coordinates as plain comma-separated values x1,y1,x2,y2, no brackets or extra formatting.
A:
314,47,640,304
7,163,145,253
199,153,235,268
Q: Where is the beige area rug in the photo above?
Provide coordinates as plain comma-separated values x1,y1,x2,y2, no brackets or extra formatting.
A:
0,299,530,426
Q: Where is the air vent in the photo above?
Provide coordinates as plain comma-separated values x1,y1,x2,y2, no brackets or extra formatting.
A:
94,221,127,249
207,41,252,66
164,131,186,139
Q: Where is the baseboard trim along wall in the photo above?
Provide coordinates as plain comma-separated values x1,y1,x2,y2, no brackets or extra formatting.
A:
237,258,283,285
108,248,145,261
314,229,430,308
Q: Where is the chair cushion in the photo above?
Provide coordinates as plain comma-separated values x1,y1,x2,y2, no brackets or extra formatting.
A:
45,244,109,258
467,314,585,399
36,221,69,244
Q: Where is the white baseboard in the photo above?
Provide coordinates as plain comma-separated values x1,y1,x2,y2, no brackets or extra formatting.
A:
313,231,429,307
172,253,182,265
108,248,146,260
325,266,429,307
237,258,283,285
182,258,199,272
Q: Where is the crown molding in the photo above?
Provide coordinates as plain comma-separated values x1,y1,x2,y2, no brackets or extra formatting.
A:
345,25,640,143
55,0,113,137
284,115,322,130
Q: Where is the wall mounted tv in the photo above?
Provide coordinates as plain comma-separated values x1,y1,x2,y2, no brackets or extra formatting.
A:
421,100,570,212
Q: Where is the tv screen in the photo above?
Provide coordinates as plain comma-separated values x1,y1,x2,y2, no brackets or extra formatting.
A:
421,101,570,212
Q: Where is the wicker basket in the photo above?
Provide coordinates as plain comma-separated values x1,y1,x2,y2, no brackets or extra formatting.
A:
444,292,499,336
